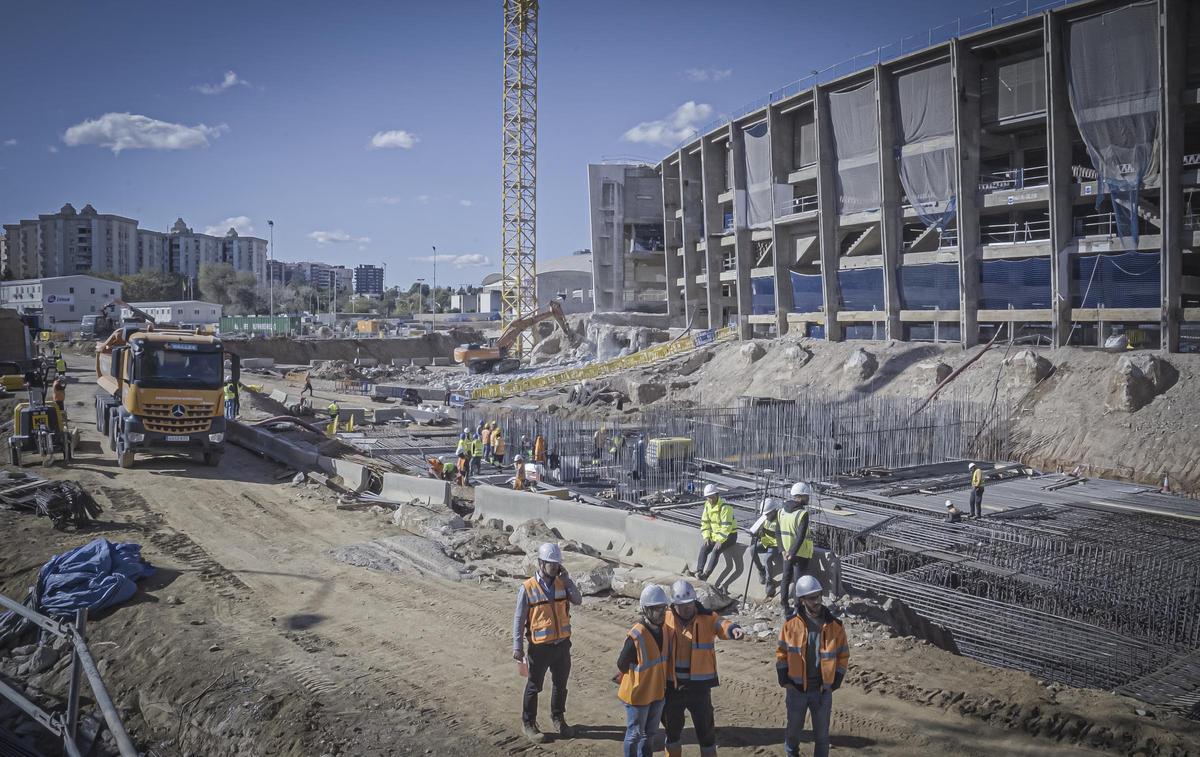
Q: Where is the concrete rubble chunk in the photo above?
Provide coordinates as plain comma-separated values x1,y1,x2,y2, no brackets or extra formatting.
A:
677,348,714,377
521,552,613,595
508,519,561,555
1004,349,1052,384
842,347,878,383
610,568,734,611
782,345,813,367
391,504,468,538
740,341,766,363
928,360,953,384
16,644,59,676
1107,354,1176,413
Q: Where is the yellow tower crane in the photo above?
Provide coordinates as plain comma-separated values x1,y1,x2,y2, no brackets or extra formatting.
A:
501,0,539,355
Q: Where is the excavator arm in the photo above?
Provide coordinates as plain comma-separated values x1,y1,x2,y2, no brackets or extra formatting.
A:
455,299,579,374
494,299,578,351
103,299,157,326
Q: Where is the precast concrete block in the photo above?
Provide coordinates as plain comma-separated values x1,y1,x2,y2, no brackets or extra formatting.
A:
379,472,451,508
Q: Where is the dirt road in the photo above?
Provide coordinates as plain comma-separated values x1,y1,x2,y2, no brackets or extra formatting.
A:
1,362,1196,756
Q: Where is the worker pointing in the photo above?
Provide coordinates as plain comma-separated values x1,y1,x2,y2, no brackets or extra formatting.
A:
778,482,815,614
615,584,671,757
513,543,581,744
777,576,849,757
662,579,745,757
695,484,736,582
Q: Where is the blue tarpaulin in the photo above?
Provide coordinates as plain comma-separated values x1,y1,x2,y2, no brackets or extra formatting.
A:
35,539,155,618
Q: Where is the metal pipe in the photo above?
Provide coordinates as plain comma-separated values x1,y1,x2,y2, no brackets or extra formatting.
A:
69,630,138,757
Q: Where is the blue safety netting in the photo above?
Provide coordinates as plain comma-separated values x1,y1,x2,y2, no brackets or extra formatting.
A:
979,258,1052,309
1071,251,1159,308
790,272,824,313
837,268,885,311
751,276,776,315
898,263,959,310
904,323,962,342
844,324,882,340
806,323,826,339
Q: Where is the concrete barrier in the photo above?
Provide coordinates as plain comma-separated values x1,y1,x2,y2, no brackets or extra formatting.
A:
411,357,433,367
542,498,628,553
227,421,320,471
472,485,553,525
318,456,371,493
380,472,451,508
372,407,408,424
241,357,275,369
335,408,367,425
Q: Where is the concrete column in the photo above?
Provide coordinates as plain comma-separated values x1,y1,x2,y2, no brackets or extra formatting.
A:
952,39,983,347
814,84,844,341
701,134,728,330
876,65,904,341
679,149,705,325
768,104,793,335
730,122,756,339
1160,0,1186,352
661,162,685,323
1046,12,1075,347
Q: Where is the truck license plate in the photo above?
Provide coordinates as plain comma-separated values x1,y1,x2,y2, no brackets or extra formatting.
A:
166,435,189,442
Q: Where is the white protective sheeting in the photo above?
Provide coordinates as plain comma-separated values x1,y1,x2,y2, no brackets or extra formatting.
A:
1066,1,1160,241
739,121,790,228
895,62,957,229
829,81,881,214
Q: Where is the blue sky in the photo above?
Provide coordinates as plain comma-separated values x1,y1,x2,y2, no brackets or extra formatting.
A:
0,0,1006,288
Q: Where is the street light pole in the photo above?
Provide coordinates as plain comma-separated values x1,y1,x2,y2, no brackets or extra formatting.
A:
268,220,275,321
431,245,437,316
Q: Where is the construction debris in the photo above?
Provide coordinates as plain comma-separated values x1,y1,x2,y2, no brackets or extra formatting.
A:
0,472,102,529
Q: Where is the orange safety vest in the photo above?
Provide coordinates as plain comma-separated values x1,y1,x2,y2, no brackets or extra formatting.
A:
523,576,571,645
494,433,505,455
664,608,740,686
52,383,66,402
775,608,849,690
514,465,527,490
618,622,668,706
533,435,547,463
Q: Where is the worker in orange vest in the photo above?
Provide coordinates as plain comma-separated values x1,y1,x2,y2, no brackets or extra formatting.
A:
513,454,528,491
427,457,443,479
615,584,671,757
533,432,547,464
662,579,745,757
512,543,581,744
777,575,849,757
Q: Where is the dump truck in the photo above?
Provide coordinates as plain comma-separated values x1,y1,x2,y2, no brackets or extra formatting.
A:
94,324,239,468
453,300,580,374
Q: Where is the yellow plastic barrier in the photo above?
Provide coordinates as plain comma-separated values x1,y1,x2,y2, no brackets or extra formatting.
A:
470,327,734,400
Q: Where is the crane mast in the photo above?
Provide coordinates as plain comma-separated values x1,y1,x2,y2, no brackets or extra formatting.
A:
501,0,538,355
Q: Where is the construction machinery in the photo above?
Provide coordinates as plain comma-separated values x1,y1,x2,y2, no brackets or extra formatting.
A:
94,324,239,468
7,357,73,467
80,299,158,340
453,299,578,374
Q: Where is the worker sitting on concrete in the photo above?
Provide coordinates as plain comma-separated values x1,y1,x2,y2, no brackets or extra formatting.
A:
695,484,737,582
945,500,962,523
513,455,528,491
662,579,744,757
427,457,444,479
534,432,547,465
969,463,985,518
777,575,848,757
751,497,784,598
224,381,239,421
615,584,670,757
493,427,506,465
778,483,815,614
482,422,494,465
512,543,581,743
471,431,484,475
51,376,67,415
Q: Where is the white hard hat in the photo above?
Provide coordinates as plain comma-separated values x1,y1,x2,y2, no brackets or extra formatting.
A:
514,454,525,462
639,584,669,608
790,482,812,497
463,427,470,434
794,575,823,598
670,579,698,604
968,462,977,470
945,500,954,509
703,484,719,497
537,542,563,563
763,497,784,514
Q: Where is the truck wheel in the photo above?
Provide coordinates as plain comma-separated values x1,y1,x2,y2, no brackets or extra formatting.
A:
9,445,19,467
108,423,117,452
118,449,135,468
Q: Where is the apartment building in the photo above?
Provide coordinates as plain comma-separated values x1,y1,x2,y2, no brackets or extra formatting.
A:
655,0,1200,352
588,163,667,312
353,264,385,297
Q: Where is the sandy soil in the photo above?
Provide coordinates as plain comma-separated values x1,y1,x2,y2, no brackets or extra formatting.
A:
1,355,1198,756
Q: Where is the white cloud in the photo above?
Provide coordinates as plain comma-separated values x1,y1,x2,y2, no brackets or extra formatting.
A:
413,253,490,269
63,113,227,154
622,101,714,147
194,70,250,95
308,229,371,245
459,199,473,207
2,138,16,147
47,145,58,154
416,194,430,204
204,216,254,236
684,68,733,82
371,195,405,205
369,130,419,149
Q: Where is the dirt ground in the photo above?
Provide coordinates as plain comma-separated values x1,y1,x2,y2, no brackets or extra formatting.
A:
2,356,1199,756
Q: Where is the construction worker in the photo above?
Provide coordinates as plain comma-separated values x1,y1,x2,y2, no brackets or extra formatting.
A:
592,426,607,464
51,376,67,415
493,426,506,465
778,482,815,614
777,575,848,757
969,463,985,518
751,497,783,597
427,456,444,480
513,454,528,491
441,456,458,483
456,429,469,458
695,484,736,582
457,447,471,487
945,500,962,523
302,373,314,397
662,579,745,757
224,380,239,420
616,584,671,757
609,431,626,460
533,432,547,465
520,434,531,460
482,422,494,465
54,353,67,376
512,543,581,743
471,431,484,475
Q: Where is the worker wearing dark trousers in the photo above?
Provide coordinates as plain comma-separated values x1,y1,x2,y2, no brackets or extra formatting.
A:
513,543,581,744
695,484,736,581
302,375,314,397
778,482,815,614
968,463,985,518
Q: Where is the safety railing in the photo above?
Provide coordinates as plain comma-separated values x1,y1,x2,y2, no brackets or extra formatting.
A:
978,165,1050,192
0,594,137,757
982,219,1051,245
676,0,1068,149
1185,213,1200,231
777,194,819,216
1073,212,1127,238
470,327,736,400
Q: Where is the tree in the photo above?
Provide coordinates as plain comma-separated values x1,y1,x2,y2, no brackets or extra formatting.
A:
120,270,187,302
199,263,259,315
1,266,13,281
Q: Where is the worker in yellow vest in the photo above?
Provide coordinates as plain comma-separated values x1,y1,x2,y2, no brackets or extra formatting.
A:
695,484,737,581
471,431,484,475
751,497,784,598
615,584,671,757
223,381,238,420
777,575,849,757
512,543,581,744
662,579,745,757
778,482,815,614
54,355,67,375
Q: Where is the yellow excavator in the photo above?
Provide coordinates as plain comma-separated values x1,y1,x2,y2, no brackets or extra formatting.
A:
454,300,580,374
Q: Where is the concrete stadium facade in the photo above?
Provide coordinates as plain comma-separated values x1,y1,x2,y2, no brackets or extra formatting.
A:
654,0,1200,351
